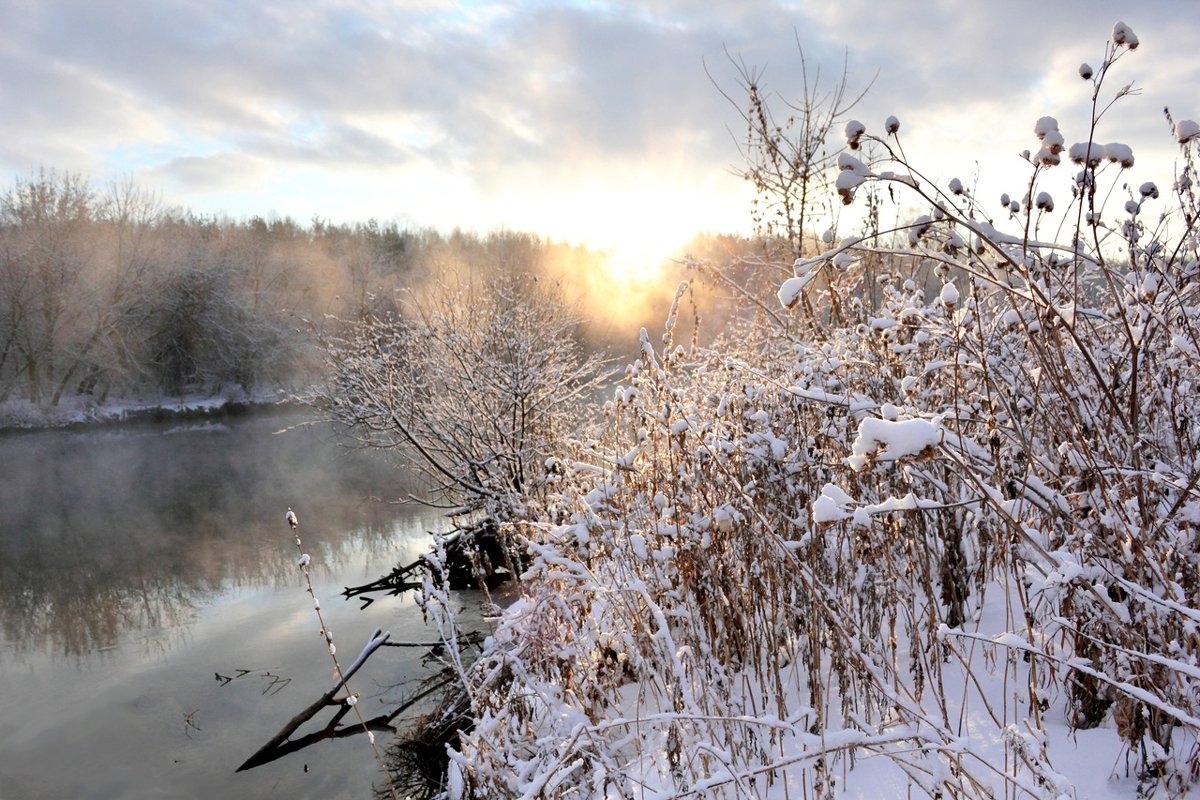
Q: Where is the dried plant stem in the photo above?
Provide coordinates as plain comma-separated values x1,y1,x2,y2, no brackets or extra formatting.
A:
288,516,402,800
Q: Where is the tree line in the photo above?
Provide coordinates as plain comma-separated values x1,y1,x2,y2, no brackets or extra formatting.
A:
0,168,656,412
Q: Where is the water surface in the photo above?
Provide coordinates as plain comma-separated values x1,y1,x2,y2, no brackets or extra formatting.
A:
0,412,451,799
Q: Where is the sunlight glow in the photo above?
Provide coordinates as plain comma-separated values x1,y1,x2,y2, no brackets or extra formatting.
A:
569,220,698,335
601,231,678,286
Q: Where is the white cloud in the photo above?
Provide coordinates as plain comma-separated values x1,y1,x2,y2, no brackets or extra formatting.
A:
0,0,1194,248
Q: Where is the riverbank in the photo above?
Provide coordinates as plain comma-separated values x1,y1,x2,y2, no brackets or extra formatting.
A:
0,390,306,433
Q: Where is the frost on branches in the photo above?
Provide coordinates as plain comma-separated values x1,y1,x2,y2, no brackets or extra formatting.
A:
319,269,609,526
422,24,1200,800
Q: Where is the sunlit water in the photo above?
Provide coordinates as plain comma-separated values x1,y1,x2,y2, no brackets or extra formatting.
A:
0,411,457,799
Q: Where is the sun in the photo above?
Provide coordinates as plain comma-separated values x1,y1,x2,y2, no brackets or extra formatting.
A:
603,245,666,286
517,164,745,331
599,226,688,286
546,226,693,339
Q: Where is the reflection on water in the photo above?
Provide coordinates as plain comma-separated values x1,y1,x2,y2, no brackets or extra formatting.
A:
0,411,451,799
0,414,414,658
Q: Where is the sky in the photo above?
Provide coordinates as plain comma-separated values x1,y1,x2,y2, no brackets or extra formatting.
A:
2,0,1198,278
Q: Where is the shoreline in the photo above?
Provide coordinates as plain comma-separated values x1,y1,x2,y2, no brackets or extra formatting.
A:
0,393,310,435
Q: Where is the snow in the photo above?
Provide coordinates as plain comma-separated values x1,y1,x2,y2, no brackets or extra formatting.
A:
844,119,865,148
423,22,1200,800
1031,118,1065,167
939,281,960,307
837,152,873,177
0,390,282,431
777,272,816,309
847,416,942,471
1176,120,1200,144
878,170,918,188
831,250,856,269
1032,146,1060,166
713,505,736,533
820,482,856,507
456,549,1157,796
853,492,940,526
1069,141,1107,166
447,759,464,799
779,239,864,307
1034,116,1060,141
1104,141,1134,167
1112,20,1138,49
812,483,856,523
786,384,877,414
628,533,648,560
835,170,868,192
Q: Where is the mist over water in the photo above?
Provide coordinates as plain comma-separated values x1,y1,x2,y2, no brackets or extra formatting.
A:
0,411,450,798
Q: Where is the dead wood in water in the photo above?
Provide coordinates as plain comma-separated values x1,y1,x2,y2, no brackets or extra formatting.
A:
342,557,426,608
237,628,391,772
237,628,485,772
342,524,515,608
237,673,456,772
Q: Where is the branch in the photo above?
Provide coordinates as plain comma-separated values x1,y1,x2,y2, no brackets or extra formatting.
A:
236,628,391,772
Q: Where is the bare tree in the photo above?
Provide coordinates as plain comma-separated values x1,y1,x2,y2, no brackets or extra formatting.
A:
47,177,168,404
321,268,610,522
711,40,873,262
698,43,875,332
0,168,95,405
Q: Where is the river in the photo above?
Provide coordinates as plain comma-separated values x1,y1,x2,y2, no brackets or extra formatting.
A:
0,410,459,799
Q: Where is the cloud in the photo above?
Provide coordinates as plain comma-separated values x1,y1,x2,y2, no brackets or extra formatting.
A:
2,1,805,171
0,0,1194,240
150,152,267,193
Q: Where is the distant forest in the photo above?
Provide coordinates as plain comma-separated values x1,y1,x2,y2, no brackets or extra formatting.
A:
0,168,749,412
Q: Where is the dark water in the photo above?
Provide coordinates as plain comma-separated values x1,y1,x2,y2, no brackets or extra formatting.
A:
0,411,453,799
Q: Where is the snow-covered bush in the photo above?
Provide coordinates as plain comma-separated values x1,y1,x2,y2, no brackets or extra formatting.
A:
434,23,1200,799
321,268,609,526
809,26,1200,789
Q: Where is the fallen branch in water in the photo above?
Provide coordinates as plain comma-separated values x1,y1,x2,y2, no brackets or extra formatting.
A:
237,661,460,772
342,524,516,608
237,627,391,772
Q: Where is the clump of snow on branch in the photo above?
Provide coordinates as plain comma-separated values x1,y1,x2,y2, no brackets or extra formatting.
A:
846,416,941,471
1112,20,1139,49
1177,120,1200,144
